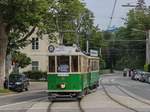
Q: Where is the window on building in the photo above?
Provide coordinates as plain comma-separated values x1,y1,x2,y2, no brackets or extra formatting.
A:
57,56,69,72
71,56,78,72
32,61,39,71
49,56,55,72
32,38,39,50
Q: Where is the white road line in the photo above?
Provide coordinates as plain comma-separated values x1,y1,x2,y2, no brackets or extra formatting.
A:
0,96,48,109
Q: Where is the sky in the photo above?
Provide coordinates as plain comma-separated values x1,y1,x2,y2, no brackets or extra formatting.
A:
84,0,150,30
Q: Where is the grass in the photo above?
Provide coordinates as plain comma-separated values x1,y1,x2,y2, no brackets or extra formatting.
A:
0,87,12,94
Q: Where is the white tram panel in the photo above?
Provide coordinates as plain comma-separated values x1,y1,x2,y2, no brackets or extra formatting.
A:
48,45,84,56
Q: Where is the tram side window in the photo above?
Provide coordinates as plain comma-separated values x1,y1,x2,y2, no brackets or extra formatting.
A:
81,57,88,72
49,56,55,72
71,56,78,72
91,59,99,71
57,56,69,72
94,60,98,71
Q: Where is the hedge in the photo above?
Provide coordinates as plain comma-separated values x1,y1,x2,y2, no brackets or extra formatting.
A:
144,64,150,72
23,71,47,80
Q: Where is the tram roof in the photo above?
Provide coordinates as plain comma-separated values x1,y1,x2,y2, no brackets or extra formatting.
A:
48,45,84,56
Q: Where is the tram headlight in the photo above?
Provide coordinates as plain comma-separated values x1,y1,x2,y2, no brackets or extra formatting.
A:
60,83,65,89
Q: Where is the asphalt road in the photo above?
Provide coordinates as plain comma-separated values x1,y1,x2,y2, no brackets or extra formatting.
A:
0,82,47,106
1,73,150,112
103,73,150,101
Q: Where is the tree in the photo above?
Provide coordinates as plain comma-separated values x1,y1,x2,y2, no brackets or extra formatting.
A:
0,0,49,86
111,7,150,69
41,0,85,44
0,0,92,87
12,51,31,69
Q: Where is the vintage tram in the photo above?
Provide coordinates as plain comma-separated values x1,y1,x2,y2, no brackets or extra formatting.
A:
47,44,100,100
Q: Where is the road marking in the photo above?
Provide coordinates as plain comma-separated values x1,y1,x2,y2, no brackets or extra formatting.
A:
0,96,47,109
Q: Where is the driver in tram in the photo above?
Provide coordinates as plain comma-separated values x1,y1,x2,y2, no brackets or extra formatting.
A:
58,64,69,72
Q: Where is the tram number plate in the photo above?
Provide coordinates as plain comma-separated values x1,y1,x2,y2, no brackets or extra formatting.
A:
57,73,69,77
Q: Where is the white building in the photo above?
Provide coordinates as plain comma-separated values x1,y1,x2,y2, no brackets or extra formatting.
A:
20,31,59,73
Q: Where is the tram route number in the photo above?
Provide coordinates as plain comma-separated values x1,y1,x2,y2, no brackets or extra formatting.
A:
57,73,69,77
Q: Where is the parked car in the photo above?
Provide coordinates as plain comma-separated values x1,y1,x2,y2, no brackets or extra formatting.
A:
4,73,29,92
147,76,150,83
138,71,147,82
123,68,129,77
144,72,150,83
131,70,141,80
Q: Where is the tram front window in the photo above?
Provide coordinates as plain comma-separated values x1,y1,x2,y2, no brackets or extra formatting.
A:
57,56,69,72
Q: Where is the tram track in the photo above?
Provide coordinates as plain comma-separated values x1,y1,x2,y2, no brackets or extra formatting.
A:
100,79,140,112
106,76,150,107
47,100,84,112
24,97,48,112
116,85,150,106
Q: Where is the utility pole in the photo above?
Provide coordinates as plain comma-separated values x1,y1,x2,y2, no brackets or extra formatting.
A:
146,30,150,64
86,32,90,54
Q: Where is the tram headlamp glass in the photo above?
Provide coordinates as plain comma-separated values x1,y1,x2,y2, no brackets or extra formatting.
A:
60,83,65,89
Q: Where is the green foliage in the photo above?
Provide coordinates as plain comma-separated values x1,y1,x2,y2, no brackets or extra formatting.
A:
144,64,148,71
12,51,31,68
41,0,85,43
24,71,47,80
0,0,50,54
1,0,103,52
0,87,11,93
144,64,150,72
108,8,150,70
99,58,106,69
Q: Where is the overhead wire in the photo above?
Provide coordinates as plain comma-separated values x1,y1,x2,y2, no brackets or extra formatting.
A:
107,0,118,30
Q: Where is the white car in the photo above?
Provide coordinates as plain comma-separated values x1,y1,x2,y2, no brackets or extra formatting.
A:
148,77,150,83
134,73,141,80
145,74,150,83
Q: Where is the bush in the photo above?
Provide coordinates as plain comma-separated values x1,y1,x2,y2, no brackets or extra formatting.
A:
23,71,47,80
144,64,150,72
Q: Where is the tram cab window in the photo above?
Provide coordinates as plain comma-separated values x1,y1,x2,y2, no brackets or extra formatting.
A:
57,56,69,72
71,56,78,72
49,56,55,72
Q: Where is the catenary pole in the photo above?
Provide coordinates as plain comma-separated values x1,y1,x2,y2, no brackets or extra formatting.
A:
146,30,150,64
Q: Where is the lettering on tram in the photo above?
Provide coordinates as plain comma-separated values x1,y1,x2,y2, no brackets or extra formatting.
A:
47,45,100,101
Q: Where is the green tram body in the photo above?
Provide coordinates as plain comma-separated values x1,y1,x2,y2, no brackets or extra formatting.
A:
47,45,100,100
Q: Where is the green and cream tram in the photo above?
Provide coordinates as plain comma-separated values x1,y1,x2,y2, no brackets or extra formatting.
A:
47,45,100,100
